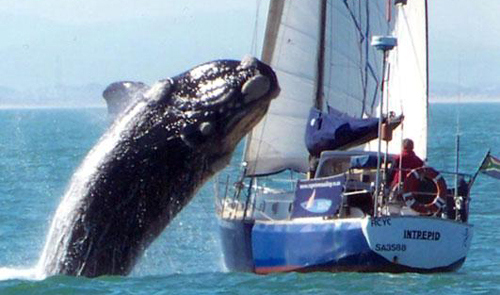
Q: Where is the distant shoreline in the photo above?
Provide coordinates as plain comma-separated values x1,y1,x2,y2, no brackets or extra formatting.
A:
0,104,106,110
1,98,500,110
430,96,500,104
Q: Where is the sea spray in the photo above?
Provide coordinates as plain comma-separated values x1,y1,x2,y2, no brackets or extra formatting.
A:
0,267,44,281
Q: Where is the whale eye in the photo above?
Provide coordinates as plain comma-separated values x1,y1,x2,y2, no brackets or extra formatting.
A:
199,122,214,135
180,121,211,148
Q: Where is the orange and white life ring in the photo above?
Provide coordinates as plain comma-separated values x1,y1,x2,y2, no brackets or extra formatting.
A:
402,167,447,215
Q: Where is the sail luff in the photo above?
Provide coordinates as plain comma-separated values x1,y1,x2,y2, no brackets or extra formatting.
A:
261,0,285,64
244,0,321,176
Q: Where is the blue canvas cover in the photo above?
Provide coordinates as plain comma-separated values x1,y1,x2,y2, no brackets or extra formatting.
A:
291,174,345,218
305,107,401,157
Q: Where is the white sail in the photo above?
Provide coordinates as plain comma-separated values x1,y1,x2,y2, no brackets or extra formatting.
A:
244,0,428,176
244,0,320,176
385,1,429,159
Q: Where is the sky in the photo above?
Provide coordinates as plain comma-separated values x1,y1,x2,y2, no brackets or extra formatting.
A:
0,0,267,91
2,0,500,94
428,0,500,91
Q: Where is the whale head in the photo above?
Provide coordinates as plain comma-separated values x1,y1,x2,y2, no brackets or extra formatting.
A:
175,57,278,147
140,56,280,173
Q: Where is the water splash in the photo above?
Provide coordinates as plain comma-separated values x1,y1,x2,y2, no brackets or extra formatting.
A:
0,267,44,281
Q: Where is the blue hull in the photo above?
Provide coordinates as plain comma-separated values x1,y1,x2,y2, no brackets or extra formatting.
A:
218,218,255,272
218,217,467,274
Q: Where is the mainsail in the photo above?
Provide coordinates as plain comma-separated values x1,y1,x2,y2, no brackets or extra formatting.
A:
244,0,428,176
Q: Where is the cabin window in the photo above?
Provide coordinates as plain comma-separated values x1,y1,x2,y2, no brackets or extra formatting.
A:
316,158,351,178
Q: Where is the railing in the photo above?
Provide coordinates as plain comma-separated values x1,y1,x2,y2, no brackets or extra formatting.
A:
214,174,297,221
214,167,472,223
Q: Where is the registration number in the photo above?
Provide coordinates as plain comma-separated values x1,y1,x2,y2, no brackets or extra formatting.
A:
375,243,407,252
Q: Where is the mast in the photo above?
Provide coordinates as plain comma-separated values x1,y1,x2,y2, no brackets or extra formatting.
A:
371,35,397,216
314,1,327,110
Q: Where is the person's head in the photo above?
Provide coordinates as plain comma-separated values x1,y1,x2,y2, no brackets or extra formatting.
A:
402,138,414,151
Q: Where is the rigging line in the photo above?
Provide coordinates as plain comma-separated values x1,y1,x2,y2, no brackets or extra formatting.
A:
343,0,365,43
360,2,376,118
361,0,374,117
250,0,262,56
244,0,266,174
385,0,392,34
454,54,463,191
368,62,380,116
325,0,334,106
360,0,369,117
457,53,462,132
366,3,389,117
343,0,369,117
455,53,463,143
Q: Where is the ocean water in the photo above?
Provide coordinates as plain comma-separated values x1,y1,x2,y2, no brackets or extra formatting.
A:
0,103,499,294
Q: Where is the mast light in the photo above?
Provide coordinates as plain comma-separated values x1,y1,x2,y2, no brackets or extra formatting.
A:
371,36,397,51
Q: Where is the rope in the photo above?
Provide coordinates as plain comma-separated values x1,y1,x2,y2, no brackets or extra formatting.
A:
247,0,271,176
250,0,262,56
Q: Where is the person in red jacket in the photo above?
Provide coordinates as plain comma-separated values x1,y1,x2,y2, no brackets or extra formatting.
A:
391,138,424,187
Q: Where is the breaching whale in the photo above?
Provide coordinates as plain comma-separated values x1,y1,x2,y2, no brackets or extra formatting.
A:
37,57,280,277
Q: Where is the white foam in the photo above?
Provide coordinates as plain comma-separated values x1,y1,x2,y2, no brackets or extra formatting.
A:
0,267,45,281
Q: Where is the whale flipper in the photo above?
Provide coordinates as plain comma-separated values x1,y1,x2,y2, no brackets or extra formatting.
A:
103,81,149,117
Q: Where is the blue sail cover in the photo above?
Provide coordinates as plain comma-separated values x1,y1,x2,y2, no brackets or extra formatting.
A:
305,107,380,157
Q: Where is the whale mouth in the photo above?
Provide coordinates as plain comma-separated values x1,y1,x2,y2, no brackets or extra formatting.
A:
237,57,280,109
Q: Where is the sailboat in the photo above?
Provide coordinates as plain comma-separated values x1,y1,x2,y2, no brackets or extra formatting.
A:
215,0,475,273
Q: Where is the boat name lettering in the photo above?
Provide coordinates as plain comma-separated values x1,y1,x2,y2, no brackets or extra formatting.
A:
299,181,341,189
375,243,406,252
403,230,441,241
371,217,391,227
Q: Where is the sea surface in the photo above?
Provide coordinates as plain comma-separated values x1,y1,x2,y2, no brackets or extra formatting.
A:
0,103,499,294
